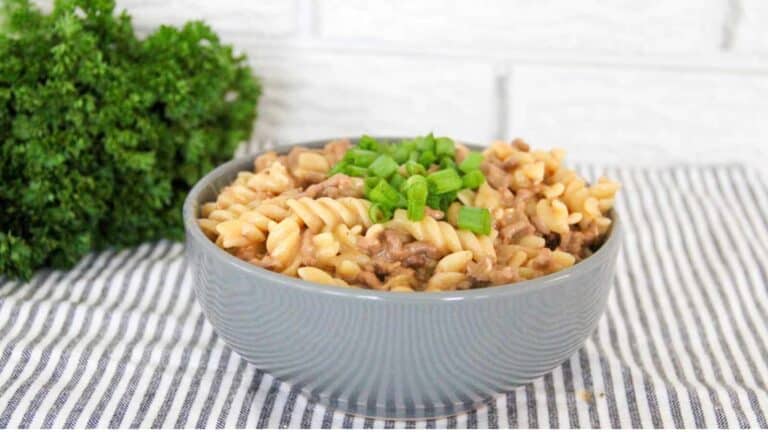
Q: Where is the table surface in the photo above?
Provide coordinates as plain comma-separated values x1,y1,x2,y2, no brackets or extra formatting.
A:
0,158,766,428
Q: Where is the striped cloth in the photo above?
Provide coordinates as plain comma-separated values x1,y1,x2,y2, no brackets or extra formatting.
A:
0,157,767,428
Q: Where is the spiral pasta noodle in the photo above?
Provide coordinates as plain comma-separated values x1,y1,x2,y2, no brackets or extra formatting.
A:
286,197,371,232
266,217,302,275
386,209,496,261
247,160,295,194
426,251,473,292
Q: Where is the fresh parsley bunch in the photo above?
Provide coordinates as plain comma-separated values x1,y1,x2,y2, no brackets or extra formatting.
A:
0,0,261,279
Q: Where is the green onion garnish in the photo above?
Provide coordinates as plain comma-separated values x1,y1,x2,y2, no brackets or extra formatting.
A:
358,135,380,151
435,137,455,157
368,203,392,224
390,172,406,191
328,134,490,224
457,206,492,235
405,174,429,220
462,169,485,189
416,134,435,153
369,155,398,178
437,191,458,212
392,146,411,164
418,150,436,167
328,161,348,176
427,169,463,194
343,165,368,177
426,194,441,211
368,179,402,208
458,151,483,173
364,176,381,193
407,183,427,221
347,148,378,167
404,160,426,176
439,156,457,170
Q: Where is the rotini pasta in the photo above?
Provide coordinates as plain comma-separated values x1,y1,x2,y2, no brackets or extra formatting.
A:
386,209,497,261
266,217,302,275
199,135,620,291
286,197,371,232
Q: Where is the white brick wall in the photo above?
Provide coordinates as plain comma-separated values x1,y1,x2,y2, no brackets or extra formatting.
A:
124,0,298,37
507,66,768,164
248,50,497,144
316,0,725,55
38,0,768,165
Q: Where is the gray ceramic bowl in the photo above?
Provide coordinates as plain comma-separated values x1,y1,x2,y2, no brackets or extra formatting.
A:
183,138,622,419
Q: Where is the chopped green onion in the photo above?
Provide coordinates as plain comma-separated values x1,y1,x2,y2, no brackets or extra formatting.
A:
368,180,402,208
457,206,491,235
399,139,417,152
404,160,426,176
396,193,408,208
405,174,427,190
392,145,411,164
328,161,348,176
438,191,457,211
364,176,381,194
407,182,427,221
343,165,368,177
439,156,457,170
389,172,405,191
415,134,435,153
358,135,380,151
419,150,436,167
458,151,483,173
462,169,485,189
347,148,378,167
435,137,455,157
368,203,392,224
427,169,463,194
426,194,441,210
369,155,398,178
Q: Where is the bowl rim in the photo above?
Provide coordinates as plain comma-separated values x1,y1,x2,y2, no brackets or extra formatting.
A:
183,137,622,303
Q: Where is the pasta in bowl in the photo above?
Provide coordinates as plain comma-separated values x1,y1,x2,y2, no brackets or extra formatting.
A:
196,135,619,292
183,136,622,418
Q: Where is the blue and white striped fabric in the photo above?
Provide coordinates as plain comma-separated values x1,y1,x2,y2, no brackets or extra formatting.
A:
0,143,767,428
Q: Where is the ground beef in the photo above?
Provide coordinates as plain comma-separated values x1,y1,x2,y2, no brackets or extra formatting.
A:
300,174,364,199
357,270,384,290
382,230,407,257
467,256,521,285
544,233,561,250
560,221,600,255
403,241,440,258
481,159,511,190
359,229,440,285
323,139,351,165
497,210,536,242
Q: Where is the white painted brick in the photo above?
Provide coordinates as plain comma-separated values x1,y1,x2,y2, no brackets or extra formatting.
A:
733,0,768,54
30,0,297,37
247,50,497,145
317,0,725,55
116,0,296,37
506,66,768,165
